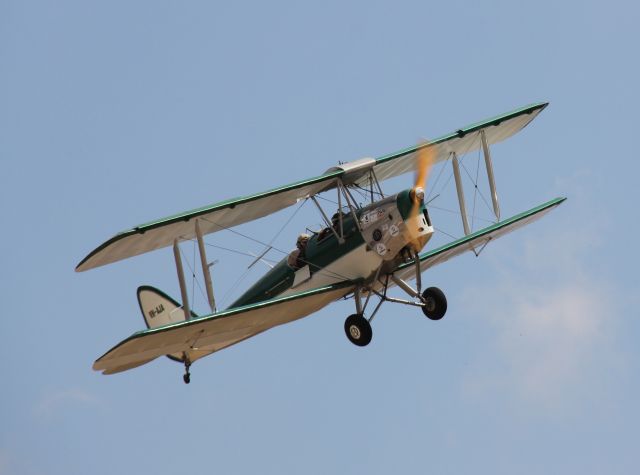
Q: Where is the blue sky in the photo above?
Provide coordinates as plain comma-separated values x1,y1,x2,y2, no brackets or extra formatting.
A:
1,1,639,473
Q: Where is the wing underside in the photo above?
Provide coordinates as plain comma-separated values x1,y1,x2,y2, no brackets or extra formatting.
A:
392,197,566,281
359,102,547,186
94,281,354,375
77,102,548,272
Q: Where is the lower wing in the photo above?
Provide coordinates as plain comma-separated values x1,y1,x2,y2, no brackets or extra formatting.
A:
392,197,566,280
94,281,355,375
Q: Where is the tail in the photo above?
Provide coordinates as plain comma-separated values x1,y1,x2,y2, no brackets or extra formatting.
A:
137,286,199,363
137,285,199,328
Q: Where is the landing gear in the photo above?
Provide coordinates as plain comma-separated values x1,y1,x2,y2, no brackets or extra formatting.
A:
388,272,447,321
182,359,191,384
341,268,447,347
344,314,372,347
421,287,447,320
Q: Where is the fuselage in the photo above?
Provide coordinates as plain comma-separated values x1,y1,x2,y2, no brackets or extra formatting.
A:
229,189,433,309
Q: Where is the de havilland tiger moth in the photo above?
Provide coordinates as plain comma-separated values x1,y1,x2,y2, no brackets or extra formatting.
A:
77,102,565,384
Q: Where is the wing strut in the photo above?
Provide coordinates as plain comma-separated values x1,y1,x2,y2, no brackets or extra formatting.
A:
337,179,364,234
451,152,471,236
195,219,217,313
449,131,501,239
311,196,344,244
172,239,192,321
481,130,500,221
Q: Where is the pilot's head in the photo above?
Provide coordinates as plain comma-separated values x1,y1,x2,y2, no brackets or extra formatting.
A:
297,233,310,248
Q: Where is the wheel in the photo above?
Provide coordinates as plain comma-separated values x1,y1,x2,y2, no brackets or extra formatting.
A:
344,314,372,347
421,287,447,320
183,373,191,384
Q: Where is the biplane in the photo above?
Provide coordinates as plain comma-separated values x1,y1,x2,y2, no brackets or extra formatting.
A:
77,102,565,383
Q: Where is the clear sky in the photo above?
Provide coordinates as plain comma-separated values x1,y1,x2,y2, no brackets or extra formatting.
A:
1,1,639,473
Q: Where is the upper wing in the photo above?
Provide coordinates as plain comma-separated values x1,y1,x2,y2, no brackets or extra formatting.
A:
77,102,547,272
352,102,548,186
391,196,566,282
76,172,342,271
93,281,355,375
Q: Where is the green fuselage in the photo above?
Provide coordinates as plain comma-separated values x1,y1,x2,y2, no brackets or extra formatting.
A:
229,210,363,308
229,189,423,309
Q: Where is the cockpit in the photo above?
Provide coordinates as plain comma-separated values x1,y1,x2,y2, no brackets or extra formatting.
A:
317,211,344,242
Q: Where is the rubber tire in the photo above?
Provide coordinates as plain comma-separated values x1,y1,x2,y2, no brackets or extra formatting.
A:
344,314,372,347
421,287,447,320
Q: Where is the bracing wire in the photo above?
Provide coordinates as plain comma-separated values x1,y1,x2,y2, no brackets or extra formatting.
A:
428,204,494,224
316,194,338,206
219,268,252,309
351,182,383,200
179,244,207,310
202,242,257,258
199,215,290,257
426,157,448,202
433,226,459,241
460,158,494,220
268,198,307,245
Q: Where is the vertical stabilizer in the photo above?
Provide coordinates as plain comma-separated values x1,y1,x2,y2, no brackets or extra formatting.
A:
136,286,216,371
137,285,198,329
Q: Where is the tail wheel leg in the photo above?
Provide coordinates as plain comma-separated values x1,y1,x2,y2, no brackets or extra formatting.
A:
183,357,191,384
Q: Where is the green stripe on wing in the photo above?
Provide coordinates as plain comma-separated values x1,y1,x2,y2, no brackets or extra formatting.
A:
395,196,566,274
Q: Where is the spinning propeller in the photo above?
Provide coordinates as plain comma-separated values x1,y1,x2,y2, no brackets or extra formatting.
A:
408,141,436,250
